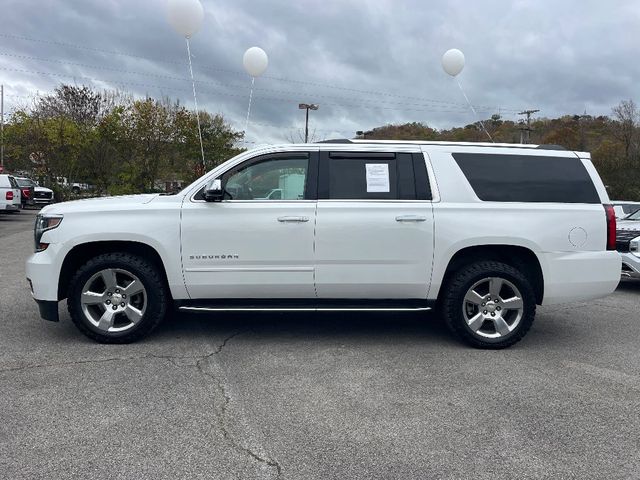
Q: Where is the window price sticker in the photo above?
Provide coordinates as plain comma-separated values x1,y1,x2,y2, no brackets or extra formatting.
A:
365,163,390,192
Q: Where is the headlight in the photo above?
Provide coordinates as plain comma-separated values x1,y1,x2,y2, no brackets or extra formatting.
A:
631,237,640,257
34,214,63,252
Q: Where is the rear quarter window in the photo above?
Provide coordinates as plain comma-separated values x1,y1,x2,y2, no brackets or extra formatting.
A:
453,153,600,203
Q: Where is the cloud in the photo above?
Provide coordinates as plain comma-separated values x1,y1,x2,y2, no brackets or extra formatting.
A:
0,0,638,144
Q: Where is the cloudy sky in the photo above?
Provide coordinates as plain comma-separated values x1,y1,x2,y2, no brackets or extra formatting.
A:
1,0,639,144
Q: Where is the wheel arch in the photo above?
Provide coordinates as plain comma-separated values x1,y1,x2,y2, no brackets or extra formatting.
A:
437,244,544,305
58,241,171,301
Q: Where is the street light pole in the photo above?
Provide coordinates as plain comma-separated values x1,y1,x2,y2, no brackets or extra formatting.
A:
298,103,319,143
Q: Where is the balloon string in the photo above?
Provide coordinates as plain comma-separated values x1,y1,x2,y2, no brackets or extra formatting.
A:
455,78,493,142
244,77,255,136
186,37,206,168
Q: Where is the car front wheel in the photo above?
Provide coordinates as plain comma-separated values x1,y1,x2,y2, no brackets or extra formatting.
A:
67,252,168,343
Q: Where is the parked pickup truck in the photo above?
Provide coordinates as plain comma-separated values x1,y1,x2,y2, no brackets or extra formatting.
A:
0,174,21,212
26,140,621,348
15,177,54,205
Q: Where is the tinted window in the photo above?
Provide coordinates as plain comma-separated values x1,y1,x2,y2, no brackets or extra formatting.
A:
453,153,600,203
329,158,398,200
323,152,421,200
8,176,19,189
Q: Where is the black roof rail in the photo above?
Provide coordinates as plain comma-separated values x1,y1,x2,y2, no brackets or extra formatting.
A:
536,144,566,150
315,139,354,144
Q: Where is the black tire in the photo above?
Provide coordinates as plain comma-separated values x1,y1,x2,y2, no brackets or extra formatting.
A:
441,260,536,349
67,252,168,343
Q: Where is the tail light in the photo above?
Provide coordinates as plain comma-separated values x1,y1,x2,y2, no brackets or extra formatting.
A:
6,191,13,201
21,188,31,198
604,204,616,251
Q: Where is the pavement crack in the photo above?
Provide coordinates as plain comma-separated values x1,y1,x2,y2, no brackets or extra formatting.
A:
0,355,147,373
1,331,283,477
0,345,236,373
196,330,283,479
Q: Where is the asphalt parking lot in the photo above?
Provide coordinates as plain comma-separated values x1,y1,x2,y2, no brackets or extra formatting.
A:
1,209,639,479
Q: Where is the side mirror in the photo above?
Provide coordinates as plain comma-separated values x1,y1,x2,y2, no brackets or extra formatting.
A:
204,178,224,202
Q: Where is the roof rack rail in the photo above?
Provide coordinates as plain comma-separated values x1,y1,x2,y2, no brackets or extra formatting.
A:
315,139,354,144
536,144,566,150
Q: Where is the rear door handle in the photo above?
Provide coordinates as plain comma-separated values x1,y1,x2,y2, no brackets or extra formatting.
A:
278,216,309,223
395,215,427,222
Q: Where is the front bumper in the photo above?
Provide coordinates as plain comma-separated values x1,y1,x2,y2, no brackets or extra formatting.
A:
36,300,59,322
26,243,64,302
27,245,64,321
620,252,640,279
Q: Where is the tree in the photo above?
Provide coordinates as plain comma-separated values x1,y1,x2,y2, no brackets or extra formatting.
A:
611,99,639,162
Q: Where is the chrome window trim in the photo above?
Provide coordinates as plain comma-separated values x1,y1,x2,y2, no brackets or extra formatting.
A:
190,199,317,204
317,199,433,203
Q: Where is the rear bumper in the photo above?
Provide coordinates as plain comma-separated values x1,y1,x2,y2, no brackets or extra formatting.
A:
3,203,19,212
620,252,640,279
541,251,621,305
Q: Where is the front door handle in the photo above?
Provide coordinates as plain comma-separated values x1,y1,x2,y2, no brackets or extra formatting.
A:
278,216,309,223
395,215,427,222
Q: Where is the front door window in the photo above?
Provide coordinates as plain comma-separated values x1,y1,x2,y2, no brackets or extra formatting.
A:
224,157,309,200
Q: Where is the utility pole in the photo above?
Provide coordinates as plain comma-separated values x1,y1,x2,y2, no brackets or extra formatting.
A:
573,110,589,151
1,84,4,173
298,103,318,143
518,109,539,144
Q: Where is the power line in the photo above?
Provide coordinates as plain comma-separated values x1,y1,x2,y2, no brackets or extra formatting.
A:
0,52,513,113
0,33,523,112
0,67,504,115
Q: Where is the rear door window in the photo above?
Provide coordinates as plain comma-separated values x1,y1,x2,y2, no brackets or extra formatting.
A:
320,152,428,200
453,153,600,203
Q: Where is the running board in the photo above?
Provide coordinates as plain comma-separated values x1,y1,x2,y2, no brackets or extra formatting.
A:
179,306,432,313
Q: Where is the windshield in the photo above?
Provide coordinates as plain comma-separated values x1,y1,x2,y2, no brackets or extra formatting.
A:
15,178,34,187
626,208,640,220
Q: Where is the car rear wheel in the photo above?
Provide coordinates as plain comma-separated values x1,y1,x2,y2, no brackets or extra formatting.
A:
441,260,536,349
67,253,168,343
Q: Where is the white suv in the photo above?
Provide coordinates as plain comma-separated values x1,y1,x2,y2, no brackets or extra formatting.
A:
25,141,621,348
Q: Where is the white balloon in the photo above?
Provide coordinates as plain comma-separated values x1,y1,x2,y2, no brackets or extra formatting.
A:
243,47,269,77
442,49,465,77
167,0,204,38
